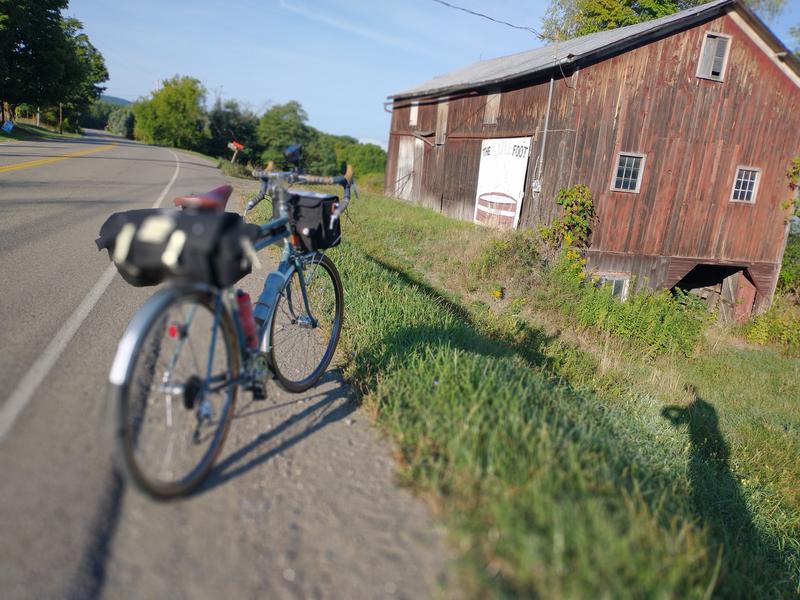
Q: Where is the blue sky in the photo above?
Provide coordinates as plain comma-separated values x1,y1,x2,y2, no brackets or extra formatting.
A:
68,0,799,147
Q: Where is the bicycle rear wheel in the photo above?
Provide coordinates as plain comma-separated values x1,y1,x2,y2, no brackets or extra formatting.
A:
111,288,239,499
269,252,343,392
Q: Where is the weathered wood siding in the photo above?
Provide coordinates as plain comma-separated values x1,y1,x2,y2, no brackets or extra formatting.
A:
385,8,800,306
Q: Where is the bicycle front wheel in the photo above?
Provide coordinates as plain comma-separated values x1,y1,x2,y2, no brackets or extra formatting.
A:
110,287,239,499
269,253,343,392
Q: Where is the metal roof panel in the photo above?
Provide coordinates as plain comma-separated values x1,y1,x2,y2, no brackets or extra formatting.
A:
390,0,743,99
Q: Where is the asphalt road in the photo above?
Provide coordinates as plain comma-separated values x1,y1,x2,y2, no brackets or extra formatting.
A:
0,132,452,599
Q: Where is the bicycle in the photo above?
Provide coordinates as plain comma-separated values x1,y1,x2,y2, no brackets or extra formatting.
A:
100,163,354,499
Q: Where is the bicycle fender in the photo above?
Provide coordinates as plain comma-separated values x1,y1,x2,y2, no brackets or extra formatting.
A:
108,285,212,386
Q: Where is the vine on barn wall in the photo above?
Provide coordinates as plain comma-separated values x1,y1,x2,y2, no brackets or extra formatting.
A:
541,183,595,278
783,156,800,218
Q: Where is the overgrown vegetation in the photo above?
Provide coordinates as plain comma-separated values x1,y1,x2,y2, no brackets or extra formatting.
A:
289,187,800,598
741,158,800,356
779,235,800,297
745,296,800,356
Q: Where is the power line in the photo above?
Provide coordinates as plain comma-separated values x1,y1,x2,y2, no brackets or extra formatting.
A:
430,0,545,40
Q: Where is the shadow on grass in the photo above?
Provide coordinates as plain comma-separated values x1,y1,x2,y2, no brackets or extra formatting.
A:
354,247,796,597
662,390,794,595
360,252,556,371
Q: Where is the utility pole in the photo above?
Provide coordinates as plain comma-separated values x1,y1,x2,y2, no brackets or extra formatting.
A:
59,103,63,134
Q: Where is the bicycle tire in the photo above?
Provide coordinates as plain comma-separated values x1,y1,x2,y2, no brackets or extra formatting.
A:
110,287,239,499
269,253,343,393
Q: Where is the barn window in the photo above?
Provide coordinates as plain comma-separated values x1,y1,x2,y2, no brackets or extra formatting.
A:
611,152,646,193
730,167,761,203
697,32,731,81
409,101,419,127
597,276,630,301
484,91,501,125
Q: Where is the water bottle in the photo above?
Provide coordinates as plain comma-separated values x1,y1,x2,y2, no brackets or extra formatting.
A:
235,290,258,349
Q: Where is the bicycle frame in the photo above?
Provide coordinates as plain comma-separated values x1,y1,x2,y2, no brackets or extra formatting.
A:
110,174,338,411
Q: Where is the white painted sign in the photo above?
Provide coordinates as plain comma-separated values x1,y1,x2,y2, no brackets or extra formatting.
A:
473,137,532,230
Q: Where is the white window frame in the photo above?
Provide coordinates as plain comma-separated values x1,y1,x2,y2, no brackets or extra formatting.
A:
597,274,631,301
696,31,732,82
409,101,419,127
610,152,647,194
729,166,761,204
484,91,501,125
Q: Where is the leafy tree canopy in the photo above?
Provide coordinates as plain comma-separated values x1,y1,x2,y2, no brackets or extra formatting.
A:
107,106,134,139
0,1,106,122
542,0,787,41
257,101,316,169
133,75,209,149
207,98,259,161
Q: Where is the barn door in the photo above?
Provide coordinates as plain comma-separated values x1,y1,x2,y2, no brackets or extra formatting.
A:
395,136,424,202
395,137,414,200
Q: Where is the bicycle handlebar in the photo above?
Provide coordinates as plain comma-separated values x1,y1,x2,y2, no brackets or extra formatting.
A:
246,164,355,225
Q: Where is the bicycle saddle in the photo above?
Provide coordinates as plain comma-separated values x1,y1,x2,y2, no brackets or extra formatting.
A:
174,185,233,211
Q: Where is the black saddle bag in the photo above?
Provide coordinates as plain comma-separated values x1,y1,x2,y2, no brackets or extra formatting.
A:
96,209,261,287
281,191,341,253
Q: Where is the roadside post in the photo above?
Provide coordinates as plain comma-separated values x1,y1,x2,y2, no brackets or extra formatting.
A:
227,140,244,163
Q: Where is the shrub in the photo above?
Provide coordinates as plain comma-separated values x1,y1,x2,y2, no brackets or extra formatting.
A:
745,297,800,356
470,229,543,288
548,255,710,356
778,235,800,297
541,183,595,249
217,159,251,179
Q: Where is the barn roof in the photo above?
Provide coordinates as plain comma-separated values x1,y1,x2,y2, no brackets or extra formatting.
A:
390,0,800,100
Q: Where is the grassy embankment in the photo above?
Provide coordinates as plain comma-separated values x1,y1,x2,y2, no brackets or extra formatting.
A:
0,120,82,142
241,173,798,597
309,187,800,598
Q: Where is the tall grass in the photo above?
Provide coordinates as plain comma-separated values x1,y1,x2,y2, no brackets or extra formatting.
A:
331,236,799,598
267,189,800,597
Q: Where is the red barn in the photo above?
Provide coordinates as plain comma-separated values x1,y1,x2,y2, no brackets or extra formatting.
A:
384,0,800,318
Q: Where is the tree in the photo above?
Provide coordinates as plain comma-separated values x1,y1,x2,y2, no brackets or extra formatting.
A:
256,101,315,169
0,0,68,115
0,2,106,125
542,0,787,41
57,18,108,130
132,75,209,149
80,99,115,129
207,98,260,161
339,143,387,175
791,25,800,56
108,106,134,139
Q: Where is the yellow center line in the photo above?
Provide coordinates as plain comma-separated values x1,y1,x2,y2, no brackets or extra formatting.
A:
0,142,118,174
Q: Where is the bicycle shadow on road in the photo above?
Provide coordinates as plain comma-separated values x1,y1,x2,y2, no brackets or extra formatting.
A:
197,370,356,495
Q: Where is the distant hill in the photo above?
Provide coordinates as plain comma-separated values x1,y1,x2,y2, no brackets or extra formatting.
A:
100,94,131,106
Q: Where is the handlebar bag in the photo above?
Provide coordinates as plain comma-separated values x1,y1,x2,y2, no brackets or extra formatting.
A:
287,191,341,253
96,209,260,287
